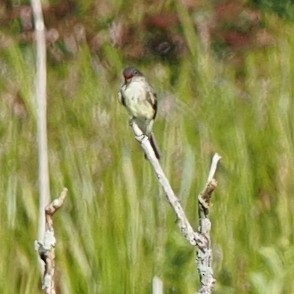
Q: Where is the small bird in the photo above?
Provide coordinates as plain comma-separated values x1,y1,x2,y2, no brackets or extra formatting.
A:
118,66,160,159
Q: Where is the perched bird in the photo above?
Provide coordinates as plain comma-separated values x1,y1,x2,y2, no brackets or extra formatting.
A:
118,66,160,159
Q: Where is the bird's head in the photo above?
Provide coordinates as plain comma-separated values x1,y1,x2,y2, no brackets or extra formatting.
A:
123,67,142,83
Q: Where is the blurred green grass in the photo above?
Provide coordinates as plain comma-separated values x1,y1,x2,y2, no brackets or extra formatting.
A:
1,7,294,294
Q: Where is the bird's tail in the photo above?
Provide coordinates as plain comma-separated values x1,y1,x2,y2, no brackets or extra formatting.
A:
145,133,160,160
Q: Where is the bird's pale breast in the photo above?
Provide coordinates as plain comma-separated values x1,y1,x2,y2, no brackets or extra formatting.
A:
121,77,155,120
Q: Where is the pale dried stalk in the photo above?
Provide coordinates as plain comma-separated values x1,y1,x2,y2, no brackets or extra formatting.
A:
152,276,163,294
31,0,49,241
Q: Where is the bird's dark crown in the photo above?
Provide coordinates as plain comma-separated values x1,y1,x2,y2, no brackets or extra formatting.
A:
123,66,142,80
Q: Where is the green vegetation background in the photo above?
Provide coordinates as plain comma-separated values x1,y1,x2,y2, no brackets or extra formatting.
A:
1,1,294,293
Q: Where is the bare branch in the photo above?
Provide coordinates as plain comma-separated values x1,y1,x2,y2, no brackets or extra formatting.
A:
35,188,68,294
130,121,221,294
130,121,207,246
196,155,221,294
199,154,221,210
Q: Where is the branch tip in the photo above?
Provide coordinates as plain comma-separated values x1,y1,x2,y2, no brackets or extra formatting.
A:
207,153,221,182
45,187,68,215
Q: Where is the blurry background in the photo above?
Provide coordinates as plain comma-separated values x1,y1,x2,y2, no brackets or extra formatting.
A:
1,0,294,293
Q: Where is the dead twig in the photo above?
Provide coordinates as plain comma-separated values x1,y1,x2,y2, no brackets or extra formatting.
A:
197,154,221,294
35,188,68,294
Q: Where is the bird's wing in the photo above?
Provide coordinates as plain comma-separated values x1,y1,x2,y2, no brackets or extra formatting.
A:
118,86,126,107
145,90,157,119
